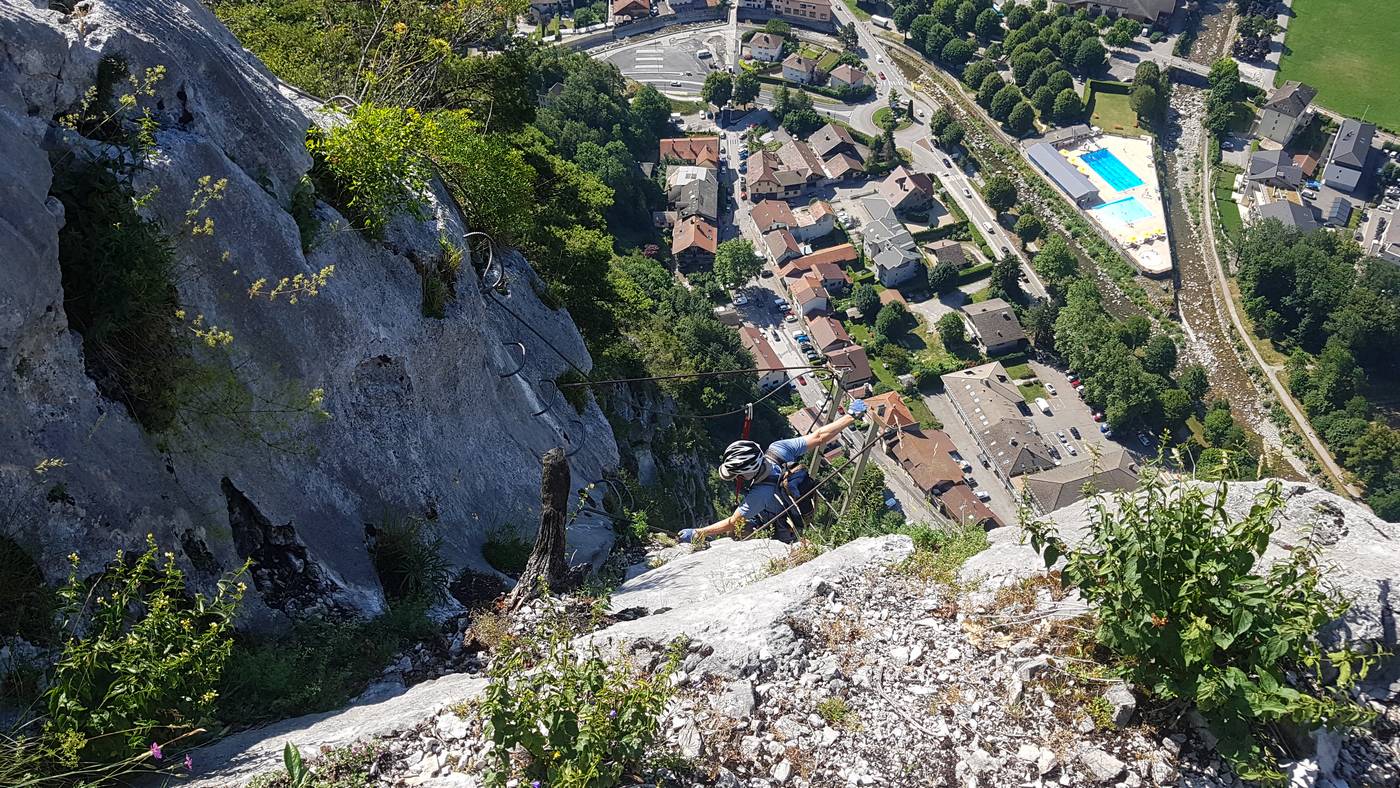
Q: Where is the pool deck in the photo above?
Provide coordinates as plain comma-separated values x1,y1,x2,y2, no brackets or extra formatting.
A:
1061,134,1173,277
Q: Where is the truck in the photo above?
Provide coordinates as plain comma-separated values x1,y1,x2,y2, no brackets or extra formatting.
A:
1035,397,1051,416
870,14,891,28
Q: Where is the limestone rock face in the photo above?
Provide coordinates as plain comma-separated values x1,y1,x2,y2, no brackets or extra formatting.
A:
0,0,617,623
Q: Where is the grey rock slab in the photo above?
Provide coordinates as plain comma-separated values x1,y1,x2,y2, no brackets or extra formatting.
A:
1079,747,1126,783
1103,681,1137,728
717,679,758,719
608,538,793,615
180,673,486,787
586,536,914,678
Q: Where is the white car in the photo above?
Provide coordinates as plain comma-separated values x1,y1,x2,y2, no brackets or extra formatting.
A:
734,294,749,306
1067,444,1078,456
963,187,972,197
974,490,991,502
1045,383,1057,396
984,222,995,232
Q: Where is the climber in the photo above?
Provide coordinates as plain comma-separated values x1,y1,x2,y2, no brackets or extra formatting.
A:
679,399,867,544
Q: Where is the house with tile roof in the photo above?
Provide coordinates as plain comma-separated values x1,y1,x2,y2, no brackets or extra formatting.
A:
829,64,866,89
1256,81,1317,145
659,136,721,168
941,362,1055,483
750,32,785,62
961,298,1027,356
782,53,818,84
1323,119,1375,194
806,315,854,354
738,326,789,391
762,228,802,265
826,345,872,389
878,165,938,213
672,216,717,271
1246,149,1303,189
1024,446,1140,513
888,430,965,497
936,483,1000,527
752,199,797,233
860,197,923,286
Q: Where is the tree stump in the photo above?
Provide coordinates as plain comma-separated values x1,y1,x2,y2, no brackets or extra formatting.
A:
505,448,571,613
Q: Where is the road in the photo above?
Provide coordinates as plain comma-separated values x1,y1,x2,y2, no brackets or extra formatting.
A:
829,5,1049,301
598,25,731,97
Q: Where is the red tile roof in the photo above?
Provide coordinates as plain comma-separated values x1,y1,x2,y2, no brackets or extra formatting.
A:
738,325,784,370
672,216,717,255
752,199,796,231
937,483,1000,527
788,243,858,270
827,345,872,387
806,316,851,353
889,430,964,495
864,391,918,431
659,136,720,167
879,288,907,305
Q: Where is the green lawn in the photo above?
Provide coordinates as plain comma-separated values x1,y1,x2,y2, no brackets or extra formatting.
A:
1020,381,1048,403
840,0,872,21
1003,360,1035,380
816,50,841,72
1212,167,1243,244
1085,82,1147,138
1278,0,1400,132
873,106,914,131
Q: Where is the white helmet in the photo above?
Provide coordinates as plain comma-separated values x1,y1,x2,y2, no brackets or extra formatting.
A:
719,440,767,482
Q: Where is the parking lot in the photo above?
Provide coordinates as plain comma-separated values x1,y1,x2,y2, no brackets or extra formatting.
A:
599,28,731,96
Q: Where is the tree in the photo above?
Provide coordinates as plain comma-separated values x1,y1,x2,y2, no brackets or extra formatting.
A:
852,283,880,317
929,107,955,136
1343,422,1400,490
1046,69,1074,94
764,18,791,36
977,73,1006,107
1203,405,1246,449
989,256,1024,302
837,21,860,50
937,312,966,346
1160,387,1192,424
962,59,997,89
1032,234,1077,289
990,83,1022,121
893,3,921,32
1117,315,1151,348
955,0,979,32
1179,364,1209,402
712,239,763,290
1032,84,1058,117
772,84,791,119
1005,2,1032,28
1052,88,1083,125
732,70,760,105
1023,301,1058,349
1130,83,1160,121
937,120,965,147
1007,101,1035,134
942,37,977,65
1013,212,1044,241
875,301,915,339
1142,334,1178,375
984,175,1017,213
974,7,1001,40
928,260,959,292
1304,338,1365,415
701,71,732,108
910,14,937,46
506,448,572,612
782,108,823,137
924,23,956,59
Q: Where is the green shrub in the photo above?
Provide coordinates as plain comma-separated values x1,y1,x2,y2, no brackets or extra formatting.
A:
289,175,320,252
306,103,436,238
0,536,56,643
247,741,381,788
481,608,682,787
370,515,450,604
482,529,532,577
899,521,991,584
50,158,188,432
44,536,247,765
218,602,434,725
1024,476,1378,783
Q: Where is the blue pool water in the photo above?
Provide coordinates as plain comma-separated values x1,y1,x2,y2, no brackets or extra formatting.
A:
1092,196,1153,225
1082,149,1144,191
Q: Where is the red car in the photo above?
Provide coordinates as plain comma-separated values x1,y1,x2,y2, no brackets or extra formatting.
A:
1092,412,1104,422
1070,378,1083,388
796,375,808,386
879,71,887,80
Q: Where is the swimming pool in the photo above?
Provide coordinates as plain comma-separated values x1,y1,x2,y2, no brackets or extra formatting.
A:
1091,196,1153,225
1082,149,1144,191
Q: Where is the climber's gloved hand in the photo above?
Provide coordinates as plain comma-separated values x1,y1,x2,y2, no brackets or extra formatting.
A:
678,528,698,544
848,398,868,422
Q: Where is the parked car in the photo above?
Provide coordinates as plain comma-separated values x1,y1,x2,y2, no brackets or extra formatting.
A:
773,297,788,308
1045,383,1057,396
1055,430,1067,443
963,474,977,487
958,460,972,473
1066,444,1078,456
697,49,711,59
1099,423,1110,434
1102,426,1113,438
734,294,749,306
1138,433,1151,447
975,490,991,502
1048,445,1061,459
793,333,809,342
784,314,798,323
738,162,747,173
1069,426,1081,440
1092,412,1104,422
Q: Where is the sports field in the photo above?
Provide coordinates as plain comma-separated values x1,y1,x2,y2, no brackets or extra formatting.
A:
1277,0,1400,131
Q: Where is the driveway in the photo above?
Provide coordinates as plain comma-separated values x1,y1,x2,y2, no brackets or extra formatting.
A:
599,27,729,96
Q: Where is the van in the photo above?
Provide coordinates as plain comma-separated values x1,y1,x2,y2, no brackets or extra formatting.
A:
1035,397,1051,415
696,49,711,59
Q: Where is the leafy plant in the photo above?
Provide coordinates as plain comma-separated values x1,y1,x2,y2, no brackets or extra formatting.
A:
246,741,380,788
482,528,532,577
44,536,248,765
1024,476,1378,784
480,607,683,787
370,515,450,604
284,742,311,788
899,521,990,585
218,602,433,725
306,103,436,238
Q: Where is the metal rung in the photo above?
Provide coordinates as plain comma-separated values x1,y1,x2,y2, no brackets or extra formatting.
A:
532,378,558,417
499,342,526,378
